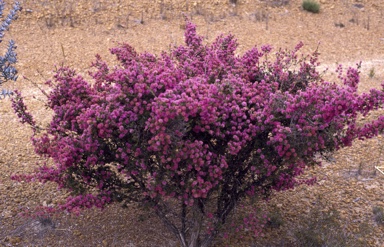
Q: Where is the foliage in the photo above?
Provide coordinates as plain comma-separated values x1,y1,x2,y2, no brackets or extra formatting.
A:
302,0,320,14
266,207,284,229
0,0,21,98
293,196,365,247
11,20,384,247
369,67,375,79
373,206,384,225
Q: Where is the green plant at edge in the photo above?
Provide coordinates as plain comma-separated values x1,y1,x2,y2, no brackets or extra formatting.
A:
302,0,320,13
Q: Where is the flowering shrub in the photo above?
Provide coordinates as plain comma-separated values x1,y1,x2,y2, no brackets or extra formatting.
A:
12,20,384,247
0,0,21,98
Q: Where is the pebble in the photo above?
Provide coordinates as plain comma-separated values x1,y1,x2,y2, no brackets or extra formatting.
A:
73,230,82,236
102,239,108,246
5,236,22,245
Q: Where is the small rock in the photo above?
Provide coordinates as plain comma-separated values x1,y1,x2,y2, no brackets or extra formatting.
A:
73,230,82,236
2,210,12,219
8,236,22,245
102,239,108,247
317,180,326,185
353,3,364,9
335,22,345,28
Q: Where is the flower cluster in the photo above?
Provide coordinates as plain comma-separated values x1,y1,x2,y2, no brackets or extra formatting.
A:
12,20,384,246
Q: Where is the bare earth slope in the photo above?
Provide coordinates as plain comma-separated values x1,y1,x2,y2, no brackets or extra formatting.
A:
0,0,383,246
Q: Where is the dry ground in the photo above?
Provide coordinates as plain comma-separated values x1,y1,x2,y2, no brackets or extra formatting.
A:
0,0,384,246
